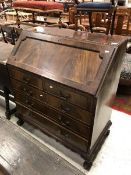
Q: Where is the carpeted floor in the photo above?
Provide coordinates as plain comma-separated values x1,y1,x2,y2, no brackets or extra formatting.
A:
112,95,131,115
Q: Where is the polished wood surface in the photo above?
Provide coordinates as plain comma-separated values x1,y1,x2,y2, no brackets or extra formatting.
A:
8,29,127,95
7,28,128,169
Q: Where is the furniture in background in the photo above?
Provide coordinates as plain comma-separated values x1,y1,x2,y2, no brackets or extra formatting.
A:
0,0,12,11
115,5,131,35
0,42,16,119
70,0,117,34
7,28,128,170
0,25,19,44
12,0,64,27
118,53,131,95
117,40,131,95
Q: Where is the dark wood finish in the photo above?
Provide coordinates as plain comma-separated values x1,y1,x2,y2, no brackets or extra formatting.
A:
7,29,128,170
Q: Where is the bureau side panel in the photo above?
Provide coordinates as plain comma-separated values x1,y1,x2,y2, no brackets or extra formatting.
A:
90,42,127,149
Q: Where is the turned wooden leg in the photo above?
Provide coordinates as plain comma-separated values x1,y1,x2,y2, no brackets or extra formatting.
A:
10,28,16,45
32,12,35,23
1,27,8,43
16,9,20,28
4,87,16,120
4,87,11,120
88,12,93,33
59,17,62,28
110,9,116,35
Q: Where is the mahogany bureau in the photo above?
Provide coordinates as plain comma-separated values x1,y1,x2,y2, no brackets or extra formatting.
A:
7,29,128,170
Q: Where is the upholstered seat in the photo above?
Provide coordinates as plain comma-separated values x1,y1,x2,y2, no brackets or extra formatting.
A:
13,0,64,27
77,2,112,10
74,1,116,34
13,1,64,10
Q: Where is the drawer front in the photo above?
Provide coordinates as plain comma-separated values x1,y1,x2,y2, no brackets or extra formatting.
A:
46,94,93,124
45,79,92,111
11,79,45,102
31,100,91,139
15,92,91,139
16,104,89,153
8,67,43,90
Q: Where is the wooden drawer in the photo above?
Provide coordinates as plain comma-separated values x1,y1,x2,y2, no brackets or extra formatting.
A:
11,79,45,102
46,94,93,124
15,92,91,139
16,104,89,153
32,101,91,139
44,79,93,111
8,67,43,90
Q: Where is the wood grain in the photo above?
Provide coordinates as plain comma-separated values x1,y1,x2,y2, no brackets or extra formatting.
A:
7,28,128,169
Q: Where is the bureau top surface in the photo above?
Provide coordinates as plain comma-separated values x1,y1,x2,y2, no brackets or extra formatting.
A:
7,29,127,95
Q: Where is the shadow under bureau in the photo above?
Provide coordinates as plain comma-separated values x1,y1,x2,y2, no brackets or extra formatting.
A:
7,29,128,170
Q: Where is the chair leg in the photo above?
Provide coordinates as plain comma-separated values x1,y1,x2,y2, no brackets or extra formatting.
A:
32,12,35,23
1,27,8,43
16,9,20,28
110,9,116,35
4,87,16,120
11,28,16,45
88,12,93,33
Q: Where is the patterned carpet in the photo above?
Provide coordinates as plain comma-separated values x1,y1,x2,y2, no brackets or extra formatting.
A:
112,95,131,115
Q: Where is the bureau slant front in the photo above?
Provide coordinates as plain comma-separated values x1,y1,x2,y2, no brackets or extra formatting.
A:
7,29,127,170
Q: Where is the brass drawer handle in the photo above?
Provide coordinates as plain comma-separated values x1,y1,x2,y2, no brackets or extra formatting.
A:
39,94,44,98
58,116,70,126
60,104,71,113
61,121,70,127
59,130,70,139
60,91,70,100
23,77,30,83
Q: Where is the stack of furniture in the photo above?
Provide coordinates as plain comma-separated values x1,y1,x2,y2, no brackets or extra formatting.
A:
7,28,128,169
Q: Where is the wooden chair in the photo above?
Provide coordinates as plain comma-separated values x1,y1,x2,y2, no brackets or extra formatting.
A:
115,6,131,35
72,0,117,34
0,25,19,44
